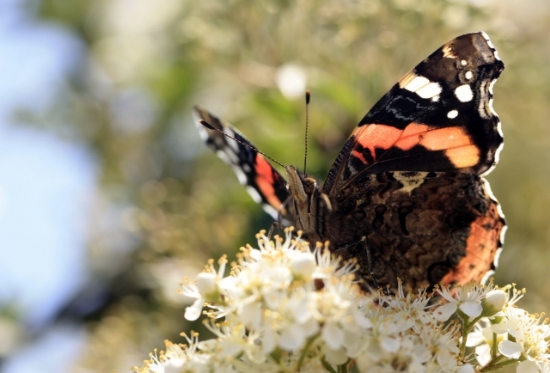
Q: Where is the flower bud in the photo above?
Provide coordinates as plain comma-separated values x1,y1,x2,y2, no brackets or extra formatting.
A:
481,289,506,317
290,252,316,278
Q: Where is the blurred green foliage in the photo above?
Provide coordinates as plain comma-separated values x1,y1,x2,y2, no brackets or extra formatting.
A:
20,0,550,370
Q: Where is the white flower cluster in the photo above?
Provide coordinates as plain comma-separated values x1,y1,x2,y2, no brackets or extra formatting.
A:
133,228,550,373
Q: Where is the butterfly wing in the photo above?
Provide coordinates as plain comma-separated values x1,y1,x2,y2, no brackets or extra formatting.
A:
316,33,506,291
193,106,291,221
323,32,504,194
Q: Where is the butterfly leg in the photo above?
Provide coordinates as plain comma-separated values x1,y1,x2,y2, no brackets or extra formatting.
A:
359,236,381,291
333,236,381,291
267,221,284,241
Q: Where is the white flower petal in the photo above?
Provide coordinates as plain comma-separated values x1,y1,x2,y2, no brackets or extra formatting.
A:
436,348,456,370
341,328,364,357
301,317,319,338
148,362,165,373
323,322,344,350
433,302,457,321
261,327,278,354
322,345,348,366
239,302,262,330
352,304,374,328
459,301,483,318
279,325,306,350
290,251,316,277
491,321,508,334
466,326,486,347
458,363,476,373
184,298,204,321
248,248,262,261
218,276,239,297
474,343,492,366
506,319,523,339
264,290,284,309
380,336,400,353
498,340,522,359
517,361,540,373
219,339,243,357
196,272,217,295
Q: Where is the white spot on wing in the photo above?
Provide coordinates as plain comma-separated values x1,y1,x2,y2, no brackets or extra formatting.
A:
226,132,240,153
246,185,263,203
217,147,239,165
232,165,248,185
461,59,467,66
454,84,473,102
196,128,209,141
402,75,442,99
262,203,279,220
416,82,442,99
403,75,430,92
465,71,473,80
447,110,458,119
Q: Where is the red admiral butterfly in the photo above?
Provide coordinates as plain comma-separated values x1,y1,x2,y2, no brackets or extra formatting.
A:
194,32,506,292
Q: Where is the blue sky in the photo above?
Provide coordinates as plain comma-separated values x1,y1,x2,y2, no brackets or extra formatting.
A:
0,1,96,371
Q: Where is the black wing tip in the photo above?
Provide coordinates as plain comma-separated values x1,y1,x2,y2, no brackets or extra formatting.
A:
199,120,215,130
193,105,217,126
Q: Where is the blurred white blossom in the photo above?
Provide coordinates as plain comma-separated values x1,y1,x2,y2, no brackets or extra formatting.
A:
276,64,307,99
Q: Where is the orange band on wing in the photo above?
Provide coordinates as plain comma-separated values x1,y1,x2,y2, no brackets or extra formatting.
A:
352,125,403,163
395,123,430,150
444,145,481,168
351,123,479,168
255,155,285,211
440,213,501,286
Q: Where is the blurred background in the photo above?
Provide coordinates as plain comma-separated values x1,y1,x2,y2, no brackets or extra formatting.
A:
0,0,549,371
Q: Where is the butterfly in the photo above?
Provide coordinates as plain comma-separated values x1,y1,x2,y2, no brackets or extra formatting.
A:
194,32,506,292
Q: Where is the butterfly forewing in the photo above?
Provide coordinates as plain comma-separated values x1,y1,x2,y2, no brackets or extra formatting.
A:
323,32,504,194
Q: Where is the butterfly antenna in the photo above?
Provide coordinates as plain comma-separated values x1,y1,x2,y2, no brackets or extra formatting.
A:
199,120,286,169
303,90,311,174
